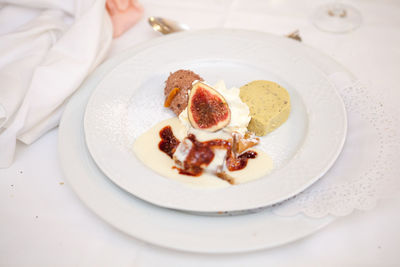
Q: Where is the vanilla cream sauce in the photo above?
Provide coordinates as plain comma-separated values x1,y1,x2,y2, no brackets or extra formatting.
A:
133,117,274,189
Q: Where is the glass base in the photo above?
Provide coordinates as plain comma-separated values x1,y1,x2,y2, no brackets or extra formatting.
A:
311,3,362,33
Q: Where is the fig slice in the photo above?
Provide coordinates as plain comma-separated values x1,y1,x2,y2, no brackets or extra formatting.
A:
187,82,231,132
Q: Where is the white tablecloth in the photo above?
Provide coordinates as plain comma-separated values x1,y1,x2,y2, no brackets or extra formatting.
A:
1,0,400,266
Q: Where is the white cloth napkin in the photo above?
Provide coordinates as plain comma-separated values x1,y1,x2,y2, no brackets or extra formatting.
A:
0,0,113,168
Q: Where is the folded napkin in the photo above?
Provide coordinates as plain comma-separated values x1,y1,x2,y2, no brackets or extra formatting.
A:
0,0,143,168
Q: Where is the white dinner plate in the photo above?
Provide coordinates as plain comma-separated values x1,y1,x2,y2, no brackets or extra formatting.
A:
58,32,340,252
83,29,347,213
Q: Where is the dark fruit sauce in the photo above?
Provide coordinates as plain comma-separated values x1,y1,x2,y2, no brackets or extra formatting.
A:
179,134,230,176
158,125,257,177
158,126,180,158
226,150,257,171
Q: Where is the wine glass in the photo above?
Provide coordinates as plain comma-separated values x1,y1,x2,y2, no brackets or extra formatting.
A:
311,2,362,33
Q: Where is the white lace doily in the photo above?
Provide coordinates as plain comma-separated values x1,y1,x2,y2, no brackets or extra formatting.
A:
272,76,400,218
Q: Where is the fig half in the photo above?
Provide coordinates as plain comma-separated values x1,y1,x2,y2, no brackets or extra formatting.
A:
187,82,231,132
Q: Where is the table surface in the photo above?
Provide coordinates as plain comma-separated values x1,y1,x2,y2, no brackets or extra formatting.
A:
1,0,400,266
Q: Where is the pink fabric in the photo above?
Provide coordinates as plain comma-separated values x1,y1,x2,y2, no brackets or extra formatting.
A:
106,0,143,38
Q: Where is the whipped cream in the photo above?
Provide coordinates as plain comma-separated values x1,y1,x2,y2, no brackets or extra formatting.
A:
173,138,193,164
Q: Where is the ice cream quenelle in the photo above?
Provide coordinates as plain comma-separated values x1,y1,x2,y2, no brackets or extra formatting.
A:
164,70,203,115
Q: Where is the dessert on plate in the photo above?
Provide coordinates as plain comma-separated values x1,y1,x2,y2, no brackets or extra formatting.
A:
133,70,291,188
